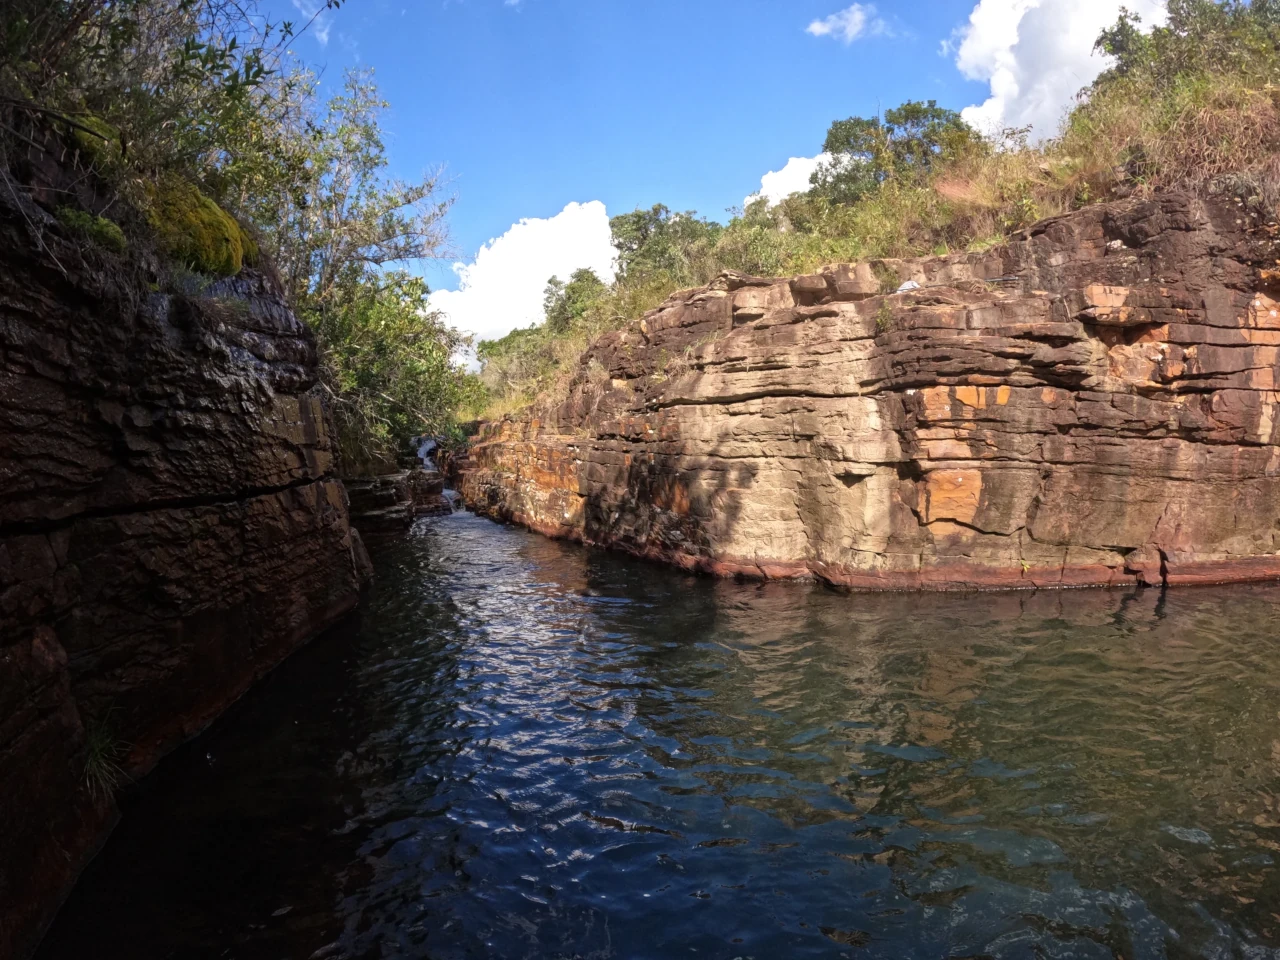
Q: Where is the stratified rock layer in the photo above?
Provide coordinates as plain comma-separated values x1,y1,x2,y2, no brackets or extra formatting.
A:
459,192,1280,590
0,185,368,956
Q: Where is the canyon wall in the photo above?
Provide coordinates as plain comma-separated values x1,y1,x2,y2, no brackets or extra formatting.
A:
458,191,1280,590
0,175,369,956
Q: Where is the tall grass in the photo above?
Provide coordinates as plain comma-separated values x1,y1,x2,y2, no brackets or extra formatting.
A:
82,712,128,802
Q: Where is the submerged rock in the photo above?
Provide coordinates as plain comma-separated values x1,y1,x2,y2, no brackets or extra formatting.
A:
458,191,1280,590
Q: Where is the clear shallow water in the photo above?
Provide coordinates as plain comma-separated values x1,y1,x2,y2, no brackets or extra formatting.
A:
39,513,1280,960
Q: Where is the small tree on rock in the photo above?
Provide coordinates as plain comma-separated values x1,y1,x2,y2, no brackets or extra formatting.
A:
810,100,981,205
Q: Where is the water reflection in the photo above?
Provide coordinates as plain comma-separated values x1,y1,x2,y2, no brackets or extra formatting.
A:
39,515,1280,959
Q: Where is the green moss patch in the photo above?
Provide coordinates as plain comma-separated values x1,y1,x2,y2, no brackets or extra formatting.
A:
68,114,122,169
146,179,256,276
56,207,128,254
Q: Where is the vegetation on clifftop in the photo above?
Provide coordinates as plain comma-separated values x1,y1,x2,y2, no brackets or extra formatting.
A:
5,0,1280,447
476,0,1280,418
0,0,480,470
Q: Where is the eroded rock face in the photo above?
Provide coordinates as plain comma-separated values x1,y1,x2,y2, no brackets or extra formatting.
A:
458,192,1280,590
0,188,368,957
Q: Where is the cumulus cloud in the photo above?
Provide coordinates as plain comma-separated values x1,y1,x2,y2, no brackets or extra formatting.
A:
746,154,831,207
806,4,888,44
954,0,1166,138
429,201,617,344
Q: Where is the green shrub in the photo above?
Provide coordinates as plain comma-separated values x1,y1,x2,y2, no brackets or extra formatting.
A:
308,272,484,470
56,206,127,254
872,262,899,294
875,300,895,334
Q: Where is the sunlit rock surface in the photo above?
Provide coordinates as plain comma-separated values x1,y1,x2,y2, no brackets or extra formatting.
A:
458,191,1280,590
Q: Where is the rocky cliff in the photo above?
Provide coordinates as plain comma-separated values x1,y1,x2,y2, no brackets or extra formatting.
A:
0,166,369,955
458,191,1280,590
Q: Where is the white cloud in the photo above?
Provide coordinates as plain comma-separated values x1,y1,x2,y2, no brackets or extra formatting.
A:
806,4,888,44
746,154,831,207
429,201,617,344
291,0,332,46
954,0,1166,138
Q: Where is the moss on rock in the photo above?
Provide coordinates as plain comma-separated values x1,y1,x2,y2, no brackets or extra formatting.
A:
68,114,122,169
146,179,256,276
56,207,128,254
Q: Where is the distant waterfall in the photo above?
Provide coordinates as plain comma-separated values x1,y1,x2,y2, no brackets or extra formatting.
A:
417,437,439,469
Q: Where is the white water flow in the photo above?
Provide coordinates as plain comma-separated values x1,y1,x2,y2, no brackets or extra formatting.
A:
416,437,438,468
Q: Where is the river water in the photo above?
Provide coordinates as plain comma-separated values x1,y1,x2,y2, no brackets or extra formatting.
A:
39,513,1280,960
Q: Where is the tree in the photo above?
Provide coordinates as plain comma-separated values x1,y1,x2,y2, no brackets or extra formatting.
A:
809,100,980,205
609,204,723,284
256,73,470,467
1094,1,1280,89
1094,6,1154,76
254,69,452,310
543,268,606,334
315,272,482,466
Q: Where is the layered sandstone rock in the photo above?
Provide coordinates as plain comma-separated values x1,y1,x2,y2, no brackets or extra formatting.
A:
0,172,368,955
458,191,1280,590
346,468,453,532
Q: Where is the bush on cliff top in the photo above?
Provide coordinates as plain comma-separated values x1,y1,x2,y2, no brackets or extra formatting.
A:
473,0,1280,420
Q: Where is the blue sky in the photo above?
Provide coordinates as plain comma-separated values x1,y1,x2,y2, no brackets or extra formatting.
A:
267,0,1165,341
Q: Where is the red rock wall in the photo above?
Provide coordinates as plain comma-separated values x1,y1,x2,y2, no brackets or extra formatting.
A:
0,184,369,955
458,192,1280,590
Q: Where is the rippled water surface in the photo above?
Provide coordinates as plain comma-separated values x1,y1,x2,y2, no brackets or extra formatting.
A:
40,513,1280,959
